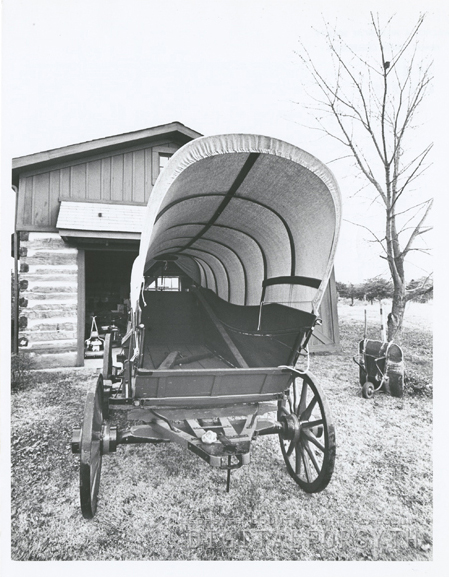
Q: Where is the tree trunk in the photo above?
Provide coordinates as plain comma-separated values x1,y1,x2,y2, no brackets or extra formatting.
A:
387,287,407,342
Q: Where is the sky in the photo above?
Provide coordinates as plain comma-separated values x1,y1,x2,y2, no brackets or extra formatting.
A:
1,0,446,285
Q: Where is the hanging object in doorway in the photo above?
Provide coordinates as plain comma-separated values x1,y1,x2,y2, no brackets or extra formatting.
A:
84,316,104,359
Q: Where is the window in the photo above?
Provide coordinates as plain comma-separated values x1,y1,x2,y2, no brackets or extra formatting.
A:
147,276,180,291
159,153,172,174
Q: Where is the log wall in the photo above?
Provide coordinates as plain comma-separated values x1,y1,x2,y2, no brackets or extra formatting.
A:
17,231,80,368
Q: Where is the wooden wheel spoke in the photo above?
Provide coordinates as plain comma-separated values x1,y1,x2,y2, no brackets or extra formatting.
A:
301,445,312,482
302,428,325,453
301,419,324,429
90,467,100,498
293,380,298,411
286,439,295,457
91,450,101,470
304,441,321,474
295,446,302,475
297,380,308,416
300,396,318,421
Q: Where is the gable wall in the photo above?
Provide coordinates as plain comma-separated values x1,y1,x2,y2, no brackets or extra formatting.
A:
16,140,181,231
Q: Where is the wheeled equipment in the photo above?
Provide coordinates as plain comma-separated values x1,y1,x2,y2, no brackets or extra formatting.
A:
72,133,341,518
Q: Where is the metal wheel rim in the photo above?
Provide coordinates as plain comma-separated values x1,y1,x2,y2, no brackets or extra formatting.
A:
278,373,336,493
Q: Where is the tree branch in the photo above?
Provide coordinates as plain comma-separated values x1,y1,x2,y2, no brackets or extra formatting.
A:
400,199,433,257
343,219,388,254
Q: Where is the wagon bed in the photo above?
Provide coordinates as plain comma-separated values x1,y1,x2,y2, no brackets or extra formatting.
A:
142,343,230,370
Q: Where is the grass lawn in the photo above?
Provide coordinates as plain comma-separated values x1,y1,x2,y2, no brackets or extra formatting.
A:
10,304,432,561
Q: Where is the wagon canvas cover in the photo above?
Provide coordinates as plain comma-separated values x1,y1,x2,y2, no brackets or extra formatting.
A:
131,134,341,316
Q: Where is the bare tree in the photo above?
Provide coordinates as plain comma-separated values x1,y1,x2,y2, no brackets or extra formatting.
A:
297,14,433,341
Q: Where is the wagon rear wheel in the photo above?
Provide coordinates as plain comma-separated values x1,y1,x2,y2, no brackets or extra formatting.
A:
80,376,104,519
278,373,336,493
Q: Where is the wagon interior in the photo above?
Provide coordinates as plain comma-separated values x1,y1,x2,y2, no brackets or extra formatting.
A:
142,263,315,363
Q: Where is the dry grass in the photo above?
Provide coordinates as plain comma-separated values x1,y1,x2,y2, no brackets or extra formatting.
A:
10,305,432,561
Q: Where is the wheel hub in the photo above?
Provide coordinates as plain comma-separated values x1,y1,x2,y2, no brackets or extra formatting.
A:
279,413,301,444
71,427,82,454
101,424,118,454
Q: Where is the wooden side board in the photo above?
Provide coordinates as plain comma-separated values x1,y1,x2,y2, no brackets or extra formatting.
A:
134,367,292,401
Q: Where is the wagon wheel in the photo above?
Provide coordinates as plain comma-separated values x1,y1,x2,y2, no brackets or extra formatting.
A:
278,373,336,493
80,376,104,519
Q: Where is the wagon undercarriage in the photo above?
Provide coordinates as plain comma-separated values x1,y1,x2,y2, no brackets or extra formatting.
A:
72,338,336,518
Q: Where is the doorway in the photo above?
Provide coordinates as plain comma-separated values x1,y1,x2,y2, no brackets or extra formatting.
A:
84,249,138,364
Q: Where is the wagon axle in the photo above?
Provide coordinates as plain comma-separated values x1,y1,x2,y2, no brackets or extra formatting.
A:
71,413,308,457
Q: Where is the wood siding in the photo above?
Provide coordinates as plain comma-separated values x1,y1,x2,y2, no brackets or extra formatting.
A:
16,142,179,230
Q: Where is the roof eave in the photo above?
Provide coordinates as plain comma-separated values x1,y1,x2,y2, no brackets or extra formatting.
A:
11,121,202,182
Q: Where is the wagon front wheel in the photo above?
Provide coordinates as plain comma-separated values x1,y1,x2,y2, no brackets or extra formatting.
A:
278,373,336,493
79,376,104,519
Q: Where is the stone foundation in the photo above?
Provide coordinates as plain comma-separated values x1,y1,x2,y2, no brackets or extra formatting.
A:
17,232,80,368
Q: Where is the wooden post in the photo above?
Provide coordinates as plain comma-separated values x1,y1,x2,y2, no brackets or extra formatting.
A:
77,249,86,366
380,300,386,342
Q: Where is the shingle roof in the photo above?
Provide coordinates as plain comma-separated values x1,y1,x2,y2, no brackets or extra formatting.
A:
57,201,146,233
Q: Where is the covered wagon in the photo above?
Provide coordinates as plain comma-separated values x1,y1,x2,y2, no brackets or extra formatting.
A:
72,133,341,518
